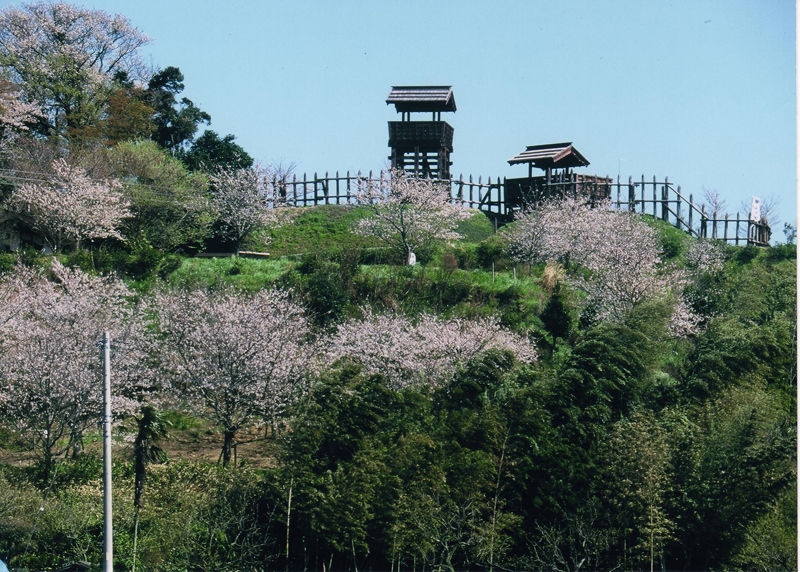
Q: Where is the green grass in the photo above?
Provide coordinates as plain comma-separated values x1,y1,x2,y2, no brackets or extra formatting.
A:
169,256,293,291
266,204,380,256
454,210,495,243
263,205,496,257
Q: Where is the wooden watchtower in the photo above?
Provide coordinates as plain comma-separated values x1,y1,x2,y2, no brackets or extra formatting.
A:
505,142,611,209
386,86,456,179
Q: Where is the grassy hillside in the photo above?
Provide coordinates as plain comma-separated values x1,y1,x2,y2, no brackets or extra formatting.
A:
0,205,795,572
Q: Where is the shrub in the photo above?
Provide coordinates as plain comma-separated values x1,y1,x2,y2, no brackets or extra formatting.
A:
0,252,15,275
764,242,796,263
732,245,761,265
475,234,510,270
305,266,349,327
451,243,478,270
157,254,184,279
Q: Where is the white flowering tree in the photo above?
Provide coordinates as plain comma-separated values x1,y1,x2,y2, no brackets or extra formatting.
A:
355,170,472,264
507,197,697,333
5,158,130,252
0,78,40,144
682,238,728,325
0,1,150,137
327,309,537,389
0,261,149,480
209,164,288,254
685,239,726,275
153,287,311,466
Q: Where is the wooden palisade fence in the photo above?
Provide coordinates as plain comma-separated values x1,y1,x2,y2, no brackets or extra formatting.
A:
275,170,771,246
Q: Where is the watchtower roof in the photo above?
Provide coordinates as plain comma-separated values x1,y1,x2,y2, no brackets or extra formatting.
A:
507,142,589,169
386,86,456,113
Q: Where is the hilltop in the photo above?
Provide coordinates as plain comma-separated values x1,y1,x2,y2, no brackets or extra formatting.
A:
0,202,795,572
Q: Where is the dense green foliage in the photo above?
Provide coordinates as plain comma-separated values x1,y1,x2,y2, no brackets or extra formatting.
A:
0,213,795,571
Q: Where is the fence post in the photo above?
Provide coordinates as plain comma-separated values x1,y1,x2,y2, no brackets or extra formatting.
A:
735,212,740,246
652,176,657,217
724,213,729,242
628,176,635,212
689,193,694,235
701,204,707,238
712,209,717,239
641,175,646,212
676,184,682,230
661,183,668,222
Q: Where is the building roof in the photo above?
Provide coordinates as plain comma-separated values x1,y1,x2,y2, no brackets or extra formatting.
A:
507,142,590,169
386,86,456,113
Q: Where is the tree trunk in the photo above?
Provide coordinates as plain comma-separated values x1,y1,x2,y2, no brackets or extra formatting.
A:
134,447,146,510
70,427,84,459
221,430,236,467
132,508,140,572
43,447,53,484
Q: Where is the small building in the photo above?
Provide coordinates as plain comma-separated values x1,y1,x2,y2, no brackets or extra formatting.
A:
505,142,612,210
386,86,456,179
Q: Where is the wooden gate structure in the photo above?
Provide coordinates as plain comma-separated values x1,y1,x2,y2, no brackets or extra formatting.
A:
273,170,771,246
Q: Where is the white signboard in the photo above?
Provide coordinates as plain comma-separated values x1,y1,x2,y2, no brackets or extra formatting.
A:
749,196,762,222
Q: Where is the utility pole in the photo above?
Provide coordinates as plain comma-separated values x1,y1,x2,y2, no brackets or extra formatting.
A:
102,331,113,572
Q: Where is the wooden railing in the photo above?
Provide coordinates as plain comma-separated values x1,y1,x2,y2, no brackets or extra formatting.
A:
607,175,770,246
274,171,771,246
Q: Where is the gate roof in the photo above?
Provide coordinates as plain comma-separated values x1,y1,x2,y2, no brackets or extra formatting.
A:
508,142,589,169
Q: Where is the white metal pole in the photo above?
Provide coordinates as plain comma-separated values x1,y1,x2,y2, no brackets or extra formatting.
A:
102,331,113,572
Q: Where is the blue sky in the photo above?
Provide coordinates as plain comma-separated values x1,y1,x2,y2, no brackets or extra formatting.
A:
6,0,797,234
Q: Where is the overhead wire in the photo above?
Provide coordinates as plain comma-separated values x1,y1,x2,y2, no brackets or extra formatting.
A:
0,165,322,207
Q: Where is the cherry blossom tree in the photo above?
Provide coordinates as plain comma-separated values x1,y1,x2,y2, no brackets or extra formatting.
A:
209,164,288,254
507,197,698,333
5,158,130,251
355,170,472,264
685,239,726,275
327,309,537,389
153,287,311,466
0,261,150,480
0,1,150,138
0,78,40,144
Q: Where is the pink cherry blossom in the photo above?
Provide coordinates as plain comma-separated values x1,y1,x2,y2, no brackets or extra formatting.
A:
507,197,699,335
5,158,130,251
0,261,149,477
355,170,472,264
152,287,311,465
327,308,537,389
208,164,289,253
